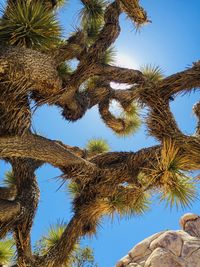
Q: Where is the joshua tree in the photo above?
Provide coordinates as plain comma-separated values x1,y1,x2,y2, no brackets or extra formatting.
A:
34,222,98,267
0,0,199,266
0,222,97,267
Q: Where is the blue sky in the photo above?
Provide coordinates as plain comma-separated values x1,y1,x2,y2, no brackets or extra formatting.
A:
0,1,200,266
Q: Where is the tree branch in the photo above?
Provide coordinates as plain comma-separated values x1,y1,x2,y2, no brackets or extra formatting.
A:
0,134,85,166
52,31,86,65
0,199,20,222
119,0,150,27
0,186,17,200
11,158,40,266
99,64,145,84
0,134,97,180
158,61,200,98
56,1,121,110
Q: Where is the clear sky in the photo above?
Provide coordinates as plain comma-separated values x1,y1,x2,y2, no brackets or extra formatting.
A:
0,1,200,266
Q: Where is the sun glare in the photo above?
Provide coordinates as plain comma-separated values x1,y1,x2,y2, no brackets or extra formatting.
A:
115,53,138,69
110,52,138,90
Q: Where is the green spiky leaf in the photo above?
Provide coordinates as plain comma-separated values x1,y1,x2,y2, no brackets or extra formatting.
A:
145,139,197,209
116,102,141,136
85,19,102,44
100,47,116,65
106,186,150,218
79,0,106,45
34,223,97,266
3,170,16,187
80,0,106,27
140,64,164,83
57,62,73,79
68,181,82,198
44,221,66,248
0,0,61,49
160,174,197,209
34,221,66,255
0,239,15,265
86,138,110,154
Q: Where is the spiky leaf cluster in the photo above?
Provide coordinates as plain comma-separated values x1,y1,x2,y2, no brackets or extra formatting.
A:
0,239,15,265
80,0,106,26
80,0,106,44
57,62,73,79
86,138,110,154
2,170,16,187
34,221,66,256
160,174,196,209
0,0,61,49
140,64,164,83
146,139,197,208
34,223,97,266
100,47,116,65
116,102,141,136
68,181,82,198
104,186,150,218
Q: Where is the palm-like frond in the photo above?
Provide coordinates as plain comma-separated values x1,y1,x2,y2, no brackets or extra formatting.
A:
140,64,164,83
160,174,196,209
3,170,16,187
34,220,67,256
68,181,82,198
0,1,61,49
80,0,106,27
85,19,102,44
116,102,141,136
85,76,101,91
43,221,66,249
100,47,116,65
34,223,97,266
34,221,80,266
57,61,73,79
86,138,110,154
0,239,15,265
79,0,106,45
105,186,150,218
146,139,197,208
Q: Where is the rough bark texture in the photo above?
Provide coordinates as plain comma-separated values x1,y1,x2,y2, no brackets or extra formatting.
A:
0,0,199,266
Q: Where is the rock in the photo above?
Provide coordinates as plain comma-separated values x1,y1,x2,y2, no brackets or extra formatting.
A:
150,231,183,256
116,213,200,267
184,218,200,238
127,264,142,267
186,247,200,267
116,255,132,267
128,232,164,260
145,247,187,267
179,213,199,229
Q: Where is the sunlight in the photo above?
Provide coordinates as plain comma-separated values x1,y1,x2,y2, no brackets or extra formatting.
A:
115,52,139,69
110,52,138,90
